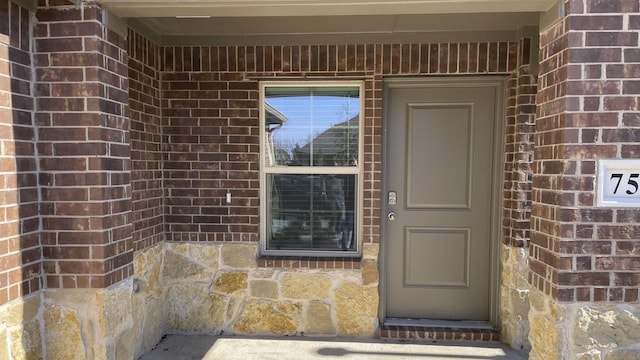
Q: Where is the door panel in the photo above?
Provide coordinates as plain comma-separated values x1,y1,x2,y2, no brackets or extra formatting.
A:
404,227,470,287
385,79,498,322
407,104,472,209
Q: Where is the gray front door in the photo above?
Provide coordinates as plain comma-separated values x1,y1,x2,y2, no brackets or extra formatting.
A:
384,78,501,322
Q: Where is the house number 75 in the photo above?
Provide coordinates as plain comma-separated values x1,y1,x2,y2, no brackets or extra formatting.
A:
610,173,640,195
596,160,640,207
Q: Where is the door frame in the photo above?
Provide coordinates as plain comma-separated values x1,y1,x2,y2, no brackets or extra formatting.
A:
379,76,507,329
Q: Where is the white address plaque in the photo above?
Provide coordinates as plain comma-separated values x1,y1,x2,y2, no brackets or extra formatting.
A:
597,159,640,207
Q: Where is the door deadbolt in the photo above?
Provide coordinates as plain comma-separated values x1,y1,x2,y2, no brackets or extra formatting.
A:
388,212,397,221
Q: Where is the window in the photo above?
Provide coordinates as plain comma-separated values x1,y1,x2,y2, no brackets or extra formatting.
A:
260,81,363,256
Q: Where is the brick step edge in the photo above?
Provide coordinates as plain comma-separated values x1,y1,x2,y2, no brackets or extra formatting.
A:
379,325,500,342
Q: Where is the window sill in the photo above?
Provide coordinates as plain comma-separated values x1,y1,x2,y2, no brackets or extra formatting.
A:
257,255,362,269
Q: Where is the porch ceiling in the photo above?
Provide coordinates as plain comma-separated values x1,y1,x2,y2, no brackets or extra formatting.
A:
100,0,555,38
100,0,557,18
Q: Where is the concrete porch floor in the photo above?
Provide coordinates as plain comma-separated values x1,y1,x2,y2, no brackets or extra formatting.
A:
138,335,529,359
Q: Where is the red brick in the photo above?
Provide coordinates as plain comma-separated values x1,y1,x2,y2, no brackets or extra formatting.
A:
567,80,620,95
568,15,623,30
36,37,83,52
587,0,639,13
606,64,640,78
560,241,612,255
629,15,640,29
623,80,640,94
569,48,621,63
36,8,82,22
604,96,638,111
615,273,640,286
558,272,610,286
585,32,638,47
602,128,640,143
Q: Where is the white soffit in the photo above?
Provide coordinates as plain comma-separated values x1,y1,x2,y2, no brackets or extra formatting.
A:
134,13,540,37
100,0,558,18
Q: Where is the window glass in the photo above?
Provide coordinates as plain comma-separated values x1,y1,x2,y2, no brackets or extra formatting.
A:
261,83,362,255
264,86,359,167
267,174,357,250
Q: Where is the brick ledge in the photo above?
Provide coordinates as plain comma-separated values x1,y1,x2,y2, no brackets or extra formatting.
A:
379,325,500,342
257,256,362,269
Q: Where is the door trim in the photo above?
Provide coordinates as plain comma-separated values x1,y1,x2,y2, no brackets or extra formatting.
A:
379,76,506,329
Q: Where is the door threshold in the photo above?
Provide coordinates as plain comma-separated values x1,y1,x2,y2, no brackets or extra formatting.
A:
384,318,494,330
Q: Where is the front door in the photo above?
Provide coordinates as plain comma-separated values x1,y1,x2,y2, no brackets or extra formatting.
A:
384,78,502,323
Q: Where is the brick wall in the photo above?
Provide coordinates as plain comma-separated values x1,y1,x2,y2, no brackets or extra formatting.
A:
160,42,521,264
498,36,537,348
35,1,133,289
0,0,40,306
503,37,536,249
129,29,164,252
161,70,260,243
531,13,566,302
532,0,640,302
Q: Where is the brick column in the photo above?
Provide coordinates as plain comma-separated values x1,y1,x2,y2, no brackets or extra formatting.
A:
34,1,137,358
0,1,48,357
530,1,640,358
0,0,40,307
35,0,132,290
501,33,537,349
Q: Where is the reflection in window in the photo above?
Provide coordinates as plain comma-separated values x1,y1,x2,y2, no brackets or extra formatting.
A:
264,86,359,167
268,174,356,250
261,83,362,255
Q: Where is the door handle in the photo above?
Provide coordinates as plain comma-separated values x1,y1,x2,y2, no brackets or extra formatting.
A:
388,212,397,221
